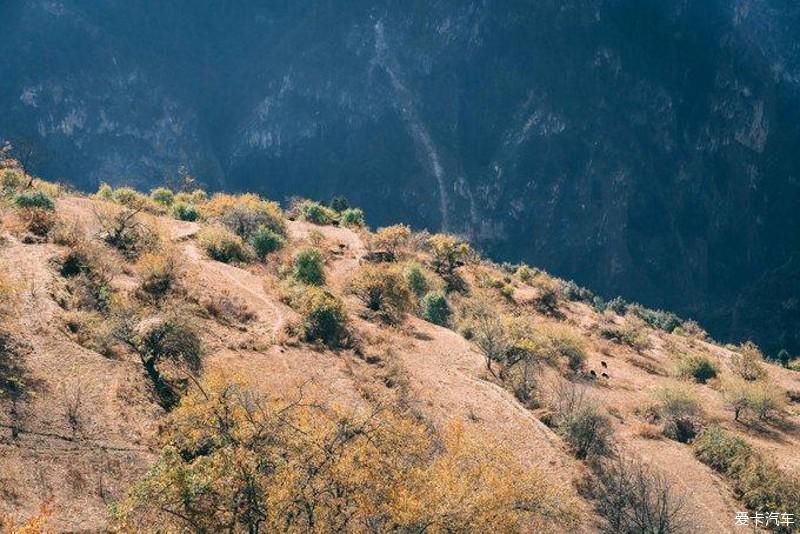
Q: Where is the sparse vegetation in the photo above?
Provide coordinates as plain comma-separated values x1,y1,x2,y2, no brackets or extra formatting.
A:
694,426,800,525
136,251,180,299
96,205,161,260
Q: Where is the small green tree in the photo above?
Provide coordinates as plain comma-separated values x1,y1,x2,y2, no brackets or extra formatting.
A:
340,208,365,227
421,291,451,327
301,289,348,347
249,226,285,260
404,262,429,298
150,187,175,206
293,248,325,285
171,202,199,221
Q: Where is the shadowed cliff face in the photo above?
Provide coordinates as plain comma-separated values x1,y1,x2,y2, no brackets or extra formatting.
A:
1,0,798,353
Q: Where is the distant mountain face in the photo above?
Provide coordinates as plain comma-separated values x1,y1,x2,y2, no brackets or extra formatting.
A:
1,0,799,353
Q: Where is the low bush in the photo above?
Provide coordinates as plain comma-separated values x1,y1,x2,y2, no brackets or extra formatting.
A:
197,225,253,264
137,251,180,299
515,265,536,283
646,385,703,442
301,288,348,347
676,353,718,384
348,264,413,322
730,342,767,381
1,169,25,192
629,304,682,333
404,262,429,298
549,380,613,460
249,226,285,260
339,208,365,227
585,455,689,533
204,193,286,240
171,202,199,221
96,205,161,260
606,296,628,315
372,224,411,257
293,247,325,285
560,280,595,303
297,200,337,225
421,290,451,327
427,233,470,276
722,377,785,423
150,187,175,206
13,190,55,211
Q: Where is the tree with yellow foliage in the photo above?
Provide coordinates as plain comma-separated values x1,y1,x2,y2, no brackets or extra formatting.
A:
113,374,577,532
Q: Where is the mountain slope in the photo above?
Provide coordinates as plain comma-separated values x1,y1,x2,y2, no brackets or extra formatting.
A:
2,170,800,531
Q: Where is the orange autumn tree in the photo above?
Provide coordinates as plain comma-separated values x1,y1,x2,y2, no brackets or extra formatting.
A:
113,374,577,532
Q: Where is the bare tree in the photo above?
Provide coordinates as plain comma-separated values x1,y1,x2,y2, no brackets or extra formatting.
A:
586,455,690,534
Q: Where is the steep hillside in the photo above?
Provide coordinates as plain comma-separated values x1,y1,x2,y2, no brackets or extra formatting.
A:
1,1,799,355
2,166,800,532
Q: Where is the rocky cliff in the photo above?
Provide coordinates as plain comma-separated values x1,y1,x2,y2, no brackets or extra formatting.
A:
1,0,798,353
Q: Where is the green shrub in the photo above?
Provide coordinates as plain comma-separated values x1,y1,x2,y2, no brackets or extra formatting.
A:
298,200,337,225
329,195,350,212
629,304,682,333
301,289,348,347
150,187,175,206
13,190,55,211
676,353,718,384
197,226,253,264
606,297,628,315
421,291,451,326
249,226,285,260
560,280,594,303
404,262,429,298
693,425,751,474
111,187,142,206
515,265,535,283
293,247,325,285
339,208,365,227
96,182,114,200
171,202,199,221
777,349,791,368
